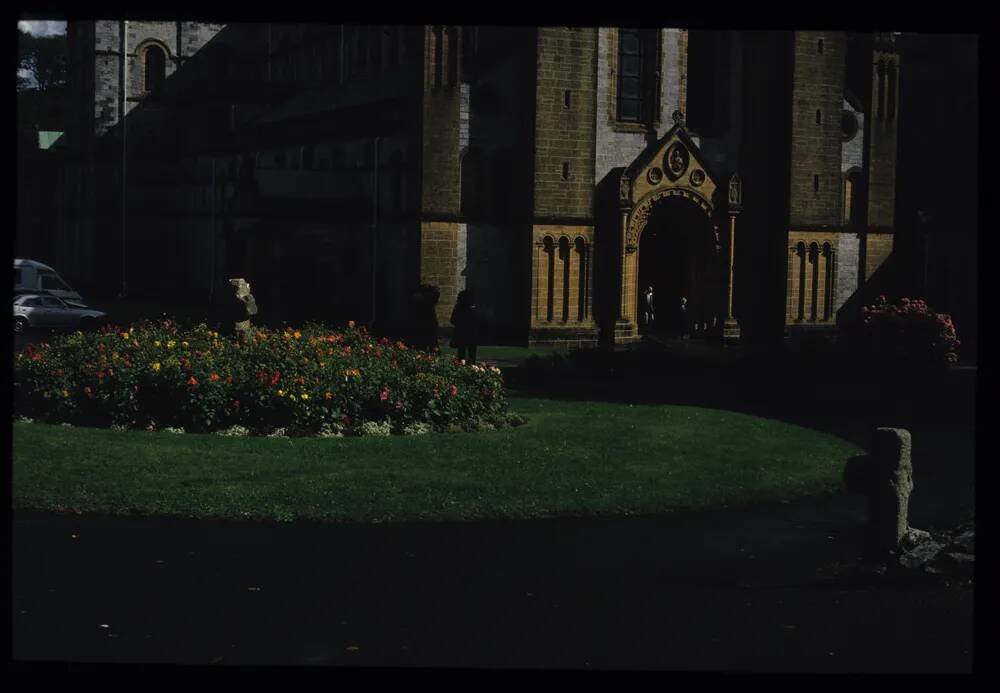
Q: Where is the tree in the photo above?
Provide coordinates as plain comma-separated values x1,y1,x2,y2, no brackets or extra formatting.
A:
17,28,67,92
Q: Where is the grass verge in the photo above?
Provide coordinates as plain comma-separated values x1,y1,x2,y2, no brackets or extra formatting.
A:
13,396,862,524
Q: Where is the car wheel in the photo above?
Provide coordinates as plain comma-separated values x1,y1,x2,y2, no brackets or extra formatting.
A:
14,317,29,334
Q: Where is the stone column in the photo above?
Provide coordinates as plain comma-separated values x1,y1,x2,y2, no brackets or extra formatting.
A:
618,212,630,321
722,212,740,340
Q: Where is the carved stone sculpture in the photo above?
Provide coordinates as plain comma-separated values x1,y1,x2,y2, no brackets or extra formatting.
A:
229,277,258,341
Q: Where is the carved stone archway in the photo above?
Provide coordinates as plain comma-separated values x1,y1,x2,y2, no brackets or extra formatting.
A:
615,116,724,335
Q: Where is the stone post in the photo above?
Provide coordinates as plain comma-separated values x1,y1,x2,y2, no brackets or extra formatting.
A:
845,427,913,550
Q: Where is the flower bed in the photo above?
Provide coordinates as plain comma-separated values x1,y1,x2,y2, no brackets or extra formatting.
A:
13,320,515,436
855,296,960,369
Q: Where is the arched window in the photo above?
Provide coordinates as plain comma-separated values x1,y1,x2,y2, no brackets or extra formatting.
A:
876,59,886,121
559,237,571,322
617,28,660,123
887,62,898,122
432,26,444,87
143,44,167,93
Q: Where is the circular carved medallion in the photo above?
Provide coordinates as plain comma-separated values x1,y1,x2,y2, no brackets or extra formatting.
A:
664,143,689,180
689,169,705,187
647,167,663,185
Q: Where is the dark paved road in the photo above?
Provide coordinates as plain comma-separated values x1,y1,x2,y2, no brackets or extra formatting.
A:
13,489,973,671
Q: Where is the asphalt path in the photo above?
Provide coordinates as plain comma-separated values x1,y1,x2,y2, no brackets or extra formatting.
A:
13,489,973,671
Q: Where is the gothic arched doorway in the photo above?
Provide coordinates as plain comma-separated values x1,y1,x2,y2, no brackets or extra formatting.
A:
636,196,722,337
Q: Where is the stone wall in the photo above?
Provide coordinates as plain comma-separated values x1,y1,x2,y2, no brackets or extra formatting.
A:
865,232,893,280
595,27,687,184
867,45,899,229
786,230,839,325
533,27,597,220
789,31,847,227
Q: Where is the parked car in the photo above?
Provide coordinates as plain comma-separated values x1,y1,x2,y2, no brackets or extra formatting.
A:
14,259,84,303
13,294,107,333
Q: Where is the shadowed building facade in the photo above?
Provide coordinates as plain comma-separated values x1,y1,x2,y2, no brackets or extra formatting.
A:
59,24,902,347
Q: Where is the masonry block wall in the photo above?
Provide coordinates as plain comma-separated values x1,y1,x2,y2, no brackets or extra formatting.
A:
867,40,899,229
864,232,893,280
785,32,848,326
530,27,598,345
533,27,597,219
789,31,846,226
420,26,464,324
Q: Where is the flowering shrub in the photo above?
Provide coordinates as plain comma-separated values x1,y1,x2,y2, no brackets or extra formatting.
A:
857,296,960,368
13,320,511,435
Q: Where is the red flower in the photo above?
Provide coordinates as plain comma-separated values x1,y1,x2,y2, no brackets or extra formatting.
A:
210,373,221,382
380,388,389,401
232,399,240,408
449,385,458,397
394,400,403,411
271,372,281,386
226,375,233,384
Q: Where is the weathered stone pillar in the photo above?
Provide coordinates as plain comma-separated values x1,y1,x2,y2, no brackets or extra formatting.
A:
844,427,914,550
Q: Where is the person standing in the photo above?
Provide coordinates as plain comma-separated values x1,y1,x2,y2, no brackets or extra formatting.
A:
640,285,655,334
450,289,482,364
678,296,690,338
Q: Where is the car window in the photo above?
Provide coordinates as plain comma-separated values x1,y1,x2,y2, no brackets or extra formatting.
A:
41,297,65,308
22,297,42,307
40,273,69,291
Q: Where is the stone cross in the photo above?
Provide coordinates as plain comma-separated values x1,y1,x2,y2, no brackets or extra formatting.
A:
844,427,914,551
229,277,258,341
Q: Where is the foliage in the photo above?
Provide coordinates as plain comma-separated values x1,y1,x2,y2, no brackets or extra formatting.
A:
857,295,960,368
17,28,68,92
13,320,509,435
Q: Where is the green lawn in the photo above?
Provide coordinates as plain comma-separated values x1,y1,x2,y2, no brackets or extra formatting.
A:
12,396,862,524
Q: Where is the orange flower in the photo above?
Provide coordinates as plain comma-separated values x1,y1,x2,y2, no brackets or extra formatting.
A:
325,392,333,400
210,373,221,382
187,376,198,386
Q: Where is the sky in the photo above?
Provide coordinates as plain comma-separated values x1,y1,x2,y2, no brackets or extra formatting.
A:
18,20,67,37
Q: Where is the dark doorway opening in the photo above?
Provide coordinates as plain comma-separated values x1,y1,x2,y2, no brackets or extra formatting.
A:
637,197,721,338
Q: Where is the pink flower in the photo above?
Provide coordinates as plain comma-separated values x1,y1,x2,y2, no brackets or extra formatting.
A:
380,388,389,401
449,385,458,397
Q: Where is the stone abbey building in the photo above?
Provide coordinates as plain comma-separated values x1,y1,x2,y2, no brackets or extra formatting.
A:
58,24,901,346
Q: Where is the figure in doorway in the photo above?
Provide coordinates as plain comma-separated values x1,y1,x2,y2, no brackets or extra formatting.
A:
450,289,483,364
677,296,691,339
641,285,656,334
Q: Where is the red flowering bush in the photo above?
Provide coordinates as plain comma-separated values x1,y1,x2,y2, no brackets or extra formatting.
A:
856,295,960,368
13,320,511,434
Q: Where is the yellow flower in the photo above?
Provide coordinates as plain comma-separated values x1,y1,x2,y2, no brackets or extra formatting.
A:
289,393,297,401
155,340,161,347
277,389,285,397
294,330,302,340
121,332,130,340
62,389,69,398
301,393,309,400
167,341,176,349
181,341,189,348
152,362,161,372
